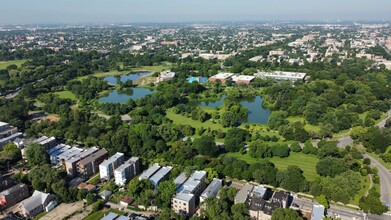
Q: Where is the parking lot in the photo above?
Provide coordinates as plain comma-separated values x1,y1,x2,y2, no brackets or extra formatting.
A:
41,201,84,220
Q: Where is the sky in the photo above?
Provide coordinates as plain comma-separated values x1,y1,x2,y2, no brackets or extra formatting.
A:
0,0,390,24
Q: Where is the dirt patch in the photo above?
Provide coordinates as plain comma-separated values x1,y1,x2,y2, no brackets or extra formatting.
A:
46,115,60,122
40,201,84,220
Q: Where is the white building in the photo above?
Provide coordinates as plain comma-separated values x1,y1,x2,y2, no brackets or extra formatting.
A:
258,71,306,82
99,152,125,180
158,71,176,82
149,166,172,189
172,171,207,217
209,72,235,83
114,157,140,186
200,178,222,204
139,163,161,180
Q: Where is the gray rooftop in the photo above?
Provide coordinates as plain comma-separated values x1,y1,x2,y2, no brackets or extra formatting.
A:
174,192,194,202
235,183,254,204
0,183,26,196
101,212,118,220
57,147,83,161
178,170,206,194
67,147,99,164
311,204,325,220
200,178,222,200
252,185,267,198
149,166,172,187
174,172,187,189
20,190,51,212
115,159,135,173
100,152,124,167
139,163,161,180
78,148,108,166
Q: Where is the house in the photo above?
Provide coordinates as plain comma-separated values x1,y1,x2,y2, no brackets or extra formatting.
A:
148,166,172,189
114,157,140,186
77,182,96,193
99,190,112,201
208,72,234,84
0,174,16,192
18,190,54,218
139,163,161,180
99,152,125,180
248,190,290,220
101,211,128,220
172,171,207,217
269,49,285,56
0,184,29,208
199,178,222,204
32,136,57,150
0,121,23,150
311,204,325,220
120,196,132,206
77,148,108,178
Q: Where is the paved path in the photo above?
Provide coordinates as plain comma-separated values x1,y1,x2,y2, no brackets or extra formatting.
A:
364,154,391,208
378,109,391,128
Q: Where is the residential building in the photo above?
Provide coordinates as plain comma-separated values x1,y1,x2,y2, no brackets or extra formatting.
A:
0,184,29,208
200,178,222,204
208,72,234,84
65,147,99,177
149,166,172,189
0,121,22,150
101,211,129,220
311,204,325,220
269,49,285,56
99,190,112,201
173,172,187,189
114,157,140,186
99,152,125,180
172,170,207,217
231,75,256,84
77,148,108,178
139,163,161,180
0,174,16,192
18,190,54,218
248,190,290,220
234,183,254,204
49,144,71,165
33,136,57,150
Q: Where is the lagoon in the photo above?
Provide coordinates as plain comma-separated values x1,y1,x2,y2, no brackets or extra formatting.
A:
98,88,155,103
104,72,151,85
200,95,271,124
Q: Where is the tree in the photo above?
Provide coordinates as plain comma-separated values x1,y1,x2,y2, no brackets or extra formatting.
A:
157,181,177,208
224,128,249,152
290,142,302,152
278,165,308,192
25,143,50,166
359,188,388,215
268,111,289,130
316,157,349,177
315,195,329,208
272,144,290,158
271,208,302,220
193,136,219,157
86,193,96,205
221,111,237,127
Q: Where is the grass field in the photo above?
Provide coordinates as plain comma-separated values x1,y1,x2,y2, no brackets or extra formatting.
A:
286,116,321,133
77,65,170,81
166,109,228,132
226,152,320,181
54,91,77,100
0,59,27,69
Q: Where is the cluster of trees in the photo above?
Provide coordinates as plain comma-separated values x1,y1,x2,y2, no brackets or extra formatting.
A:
0,143,21,170
249,141,290,158
0,98,31,129
66,77,110,101
173,104,211,122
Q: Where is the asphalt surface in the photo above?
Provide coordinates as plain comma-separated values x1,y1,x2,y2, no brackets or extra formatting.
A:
364,154,391,209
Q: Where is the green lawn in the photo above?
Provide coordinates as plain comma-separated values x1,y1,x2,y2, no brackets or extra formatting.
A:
166,109,227,132
0,59,27,69
77,65,170,81
226,152,320,181
83,210,105,220
54,91,77,101
286,116,321,133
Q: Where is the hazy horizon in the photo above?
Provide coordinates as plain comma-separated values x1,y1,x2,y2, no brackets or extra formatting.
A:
1,0,390,25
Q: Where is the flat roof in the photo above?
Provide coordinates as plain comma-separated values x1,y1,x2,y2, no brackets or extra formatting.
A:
115,160,134,173
235,183,254,204
100,152,124,167
252,185,267,197
0,122,8,127
174,172,188,189
178,171,206,194
232,75,256,82
49,144,68,154
210,72,234,80
312,204,325,220
0,132,23,143
101,212,118,220
57,147,83,161
67,147,99,164
200,178,222,199
78,148,108,166
260,71,306,79
149,166,172,186
174,192,194,202
139,163,161,180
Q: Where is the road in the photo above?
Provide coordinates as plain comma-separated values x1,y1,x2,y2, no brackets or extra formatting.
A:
378,109,391,128
364,153,391,208
293,197,388,220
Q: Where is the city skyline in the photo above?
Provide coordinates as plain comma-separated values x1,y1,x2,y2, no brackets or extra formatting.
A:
0,0,391,24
